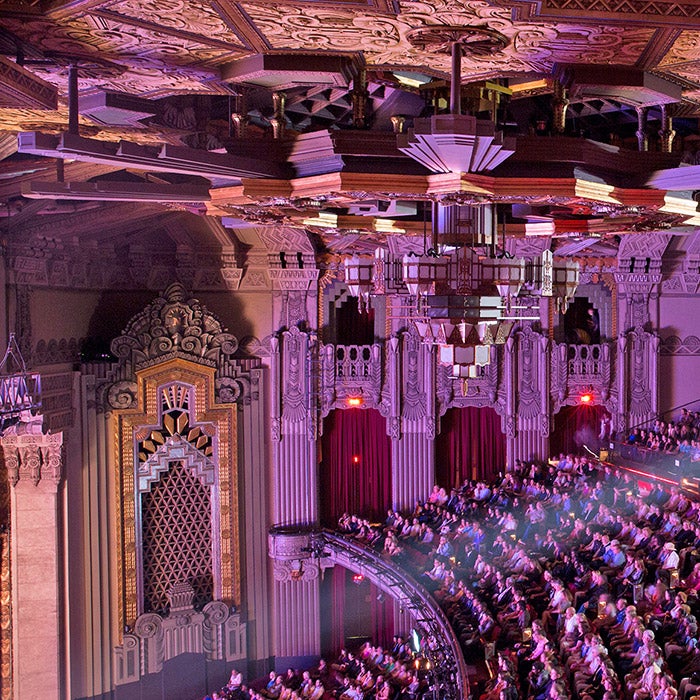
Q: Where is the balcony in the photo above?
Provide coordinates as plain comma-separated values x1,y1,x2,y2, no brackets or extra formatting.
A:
321,343,383,411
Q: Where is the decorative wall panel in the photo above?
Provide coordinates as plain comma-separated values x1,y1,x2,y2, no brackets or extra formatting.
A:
141,460,214,614
115,359,239,629
109,285,241,631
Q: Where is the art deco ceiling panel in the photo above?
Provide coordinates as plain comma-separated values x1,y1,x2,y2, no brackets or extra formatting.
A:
2,0,700,263
240,0,654,79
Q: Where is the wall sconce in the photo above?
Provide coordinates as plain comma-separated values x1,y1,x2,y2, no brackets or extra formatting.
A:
290,559,303,581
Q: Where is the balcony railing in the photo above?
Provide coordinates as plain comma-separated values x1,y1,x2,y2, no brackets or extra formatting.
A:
335,344,374,379
567,344,604,378
268,527,470,699
320,531,470,700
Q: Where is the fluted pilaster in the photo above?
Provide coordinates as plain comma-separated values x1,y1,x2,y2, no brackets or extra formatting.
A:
240,368,272,664
1,425,63,700
390,333,435,510
272,578,320,659
392,431,433,511
270,328,321,659
273,431,317,526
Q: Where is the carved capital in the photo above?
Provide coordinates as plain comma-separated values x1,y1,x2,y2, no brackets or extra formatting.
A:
0,430,63,488
272,558,320,583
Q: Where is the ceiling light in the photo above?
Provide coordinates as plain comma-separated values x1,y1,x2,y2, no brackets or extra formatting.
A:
398,26,515,175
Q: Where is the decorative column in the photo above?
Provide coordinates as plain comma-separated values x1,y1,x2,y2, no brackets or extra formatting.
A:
505,325,550,466
270,92,286,140
615,232,671,333
636,106,649,152
659,103,675,153
390,115,406,134
352,68,369,129
0,421,63,700
238,368,272,673
389,331,435,511
270,328,321,664
229,90,247,138
552,79,569,135
613,234,669,434
617,327,659,435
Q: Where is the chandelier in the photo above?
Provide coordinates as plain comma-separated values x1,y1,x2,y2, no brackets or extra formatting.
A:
397,26,515,175
0,333,42,435
343,202,579,378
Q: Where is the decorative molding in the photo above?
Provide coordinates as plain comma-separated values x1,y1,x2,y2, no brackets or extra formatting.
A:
111,282,239,371
0,430,63,488
32,337,82,366
279,327,310,426
660,334,700,355
636,27,681,68
0,55,57,110
106,380,138,412
114,606,245,685
514,325,543,422
496,0,700,26
272,559,320,583
0,533,11,700
138,435,217,493
268,268,319,291
619,326,658,426
401,328,426,422
257,226,315,253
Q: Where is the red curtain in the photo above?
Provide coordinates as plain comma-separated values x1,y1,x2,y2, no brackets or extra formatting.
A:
550,404,610,457
320,408,391,526
325,567,394,655
331,566,347,654
435,407,506,487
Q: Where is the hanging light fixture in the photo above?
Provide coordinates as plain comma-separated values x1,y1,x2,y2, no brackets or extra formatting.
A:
401,251,449,296
397,26,515,175
341,199,579,379
343,254,375,309
0,333,42,435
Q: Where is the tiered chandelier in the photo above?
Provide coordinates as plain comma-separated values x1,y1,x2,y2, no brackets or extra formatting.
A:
351,27,578,378
343,203,579,379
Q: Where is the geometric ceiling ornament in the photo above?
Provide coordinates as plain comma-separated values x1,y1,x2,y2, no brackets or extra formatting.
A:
405,25,510,56
553,63,682,107
398,25,515,174
220,53,358,90
397,113,516,173
0,55,57,110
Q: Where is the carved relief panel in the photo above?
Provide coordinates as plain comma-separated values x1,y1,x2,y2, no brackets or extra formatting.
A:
105,284,242,631
507,325,550,437
115,359,239,629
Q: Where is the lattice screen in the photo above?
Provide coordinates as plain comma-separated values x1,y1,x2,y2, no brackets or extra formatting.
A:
141,460,213,614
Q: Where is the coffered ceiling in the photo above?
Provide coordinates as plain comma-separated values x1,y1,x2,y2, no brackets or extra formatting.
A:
2,0,700,268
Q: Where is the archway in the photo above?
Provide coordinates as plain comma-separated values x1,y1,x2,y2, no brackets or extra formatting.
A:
551,404,611,457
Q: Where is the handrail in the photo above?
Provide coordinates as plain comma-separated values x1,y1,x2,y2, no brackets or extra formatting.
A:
318,530,470,700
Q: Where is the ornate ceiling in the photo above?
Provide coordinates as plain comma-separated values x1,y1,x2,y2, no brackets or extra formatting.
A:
2,0,700,270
